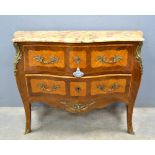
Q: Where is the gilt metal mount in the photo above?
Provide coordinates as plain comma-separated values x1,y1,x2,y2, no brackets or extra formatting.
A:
60,100,96,112
33,55,59,64
13,43,22,76
136,43,143,74
96,55,122,64
38,83,60,92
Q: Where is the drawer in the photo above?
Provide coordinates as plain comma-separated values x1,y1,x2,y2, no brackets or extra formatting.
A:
91,78,126,95
23,43,135,75
29,78,66,95
91,49,127,68
89,44,134,74
26,74,131,97
26,74,131,112
28,50,64,68
70,82,87,96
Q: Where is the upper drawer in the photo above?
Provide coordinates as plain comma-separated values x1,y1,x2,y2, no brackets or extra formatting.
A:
23,43,136,75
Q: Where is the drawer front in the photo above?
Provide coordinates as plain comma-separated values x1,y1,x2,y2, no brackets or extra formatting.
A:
91,78,126,95
26,74,131,113
26,74,131,96
29,78,66,95
28,50,64,68
69,51,87,69
91,49,127,68
24,45,67,74
23,43,135,75
70,82,87,96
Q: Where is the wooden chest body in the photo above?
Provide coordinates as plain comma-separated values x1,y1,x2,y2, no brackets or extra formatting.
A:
13,31,144,134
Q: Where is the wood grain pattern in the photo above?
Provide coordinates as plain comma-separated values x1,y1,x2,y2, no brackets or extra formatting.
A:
25,74,130,97
91,79,126,95
28,50,64,68
23,43,133,75
30,78,66,95
91,49,128,68
70,82,86,96
69,51,87,68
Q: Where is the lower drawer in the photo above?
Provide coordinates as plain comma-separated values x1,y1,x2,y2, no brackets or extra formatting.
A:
26,74,131,97
26,74,131,113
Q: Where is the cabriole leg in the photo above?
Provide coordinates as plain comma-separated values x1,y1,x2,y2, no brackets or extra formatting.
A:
126,104,134,134
23,103,31,134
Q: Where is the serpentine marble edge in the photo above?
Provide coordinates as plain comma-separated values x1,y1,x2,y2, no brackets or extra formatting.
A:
12,31,144,43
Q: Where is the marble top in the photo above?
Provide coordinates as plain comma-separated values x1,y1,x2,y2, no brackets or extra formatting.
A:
12,31,144,43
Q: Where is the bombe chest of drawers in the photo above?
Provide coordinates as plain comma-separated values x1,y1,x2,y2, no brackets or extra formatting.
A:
12,31,144,134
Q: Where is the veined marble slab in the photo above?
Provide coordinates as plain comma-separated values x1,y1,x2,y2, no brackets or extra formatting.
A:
12,31,144,43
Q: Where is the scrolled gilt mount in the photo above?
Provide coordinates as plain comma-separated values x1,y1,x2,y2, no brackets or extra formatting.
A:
60,100,96,112
13,43,22,76
136,42,143,74
33,55,59,64
37,83,60,92
97,83,120,92
96,55,123,64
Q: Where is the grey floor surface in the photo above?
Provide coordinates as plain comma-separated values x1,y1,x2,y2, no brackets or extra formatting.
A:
0,105,154,140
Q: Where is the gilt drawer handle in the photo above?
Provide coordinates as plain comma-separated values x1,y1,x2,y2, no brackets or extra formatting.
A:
73,56,84,78
97,85,105,91
96,55,123,64
97,83,120,92
38,83,60,92
33,55,59,64
111,83,120,90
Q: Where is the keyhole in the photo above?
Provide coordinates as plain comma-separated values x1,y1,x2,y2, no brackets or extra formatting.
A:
75,87,81,93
